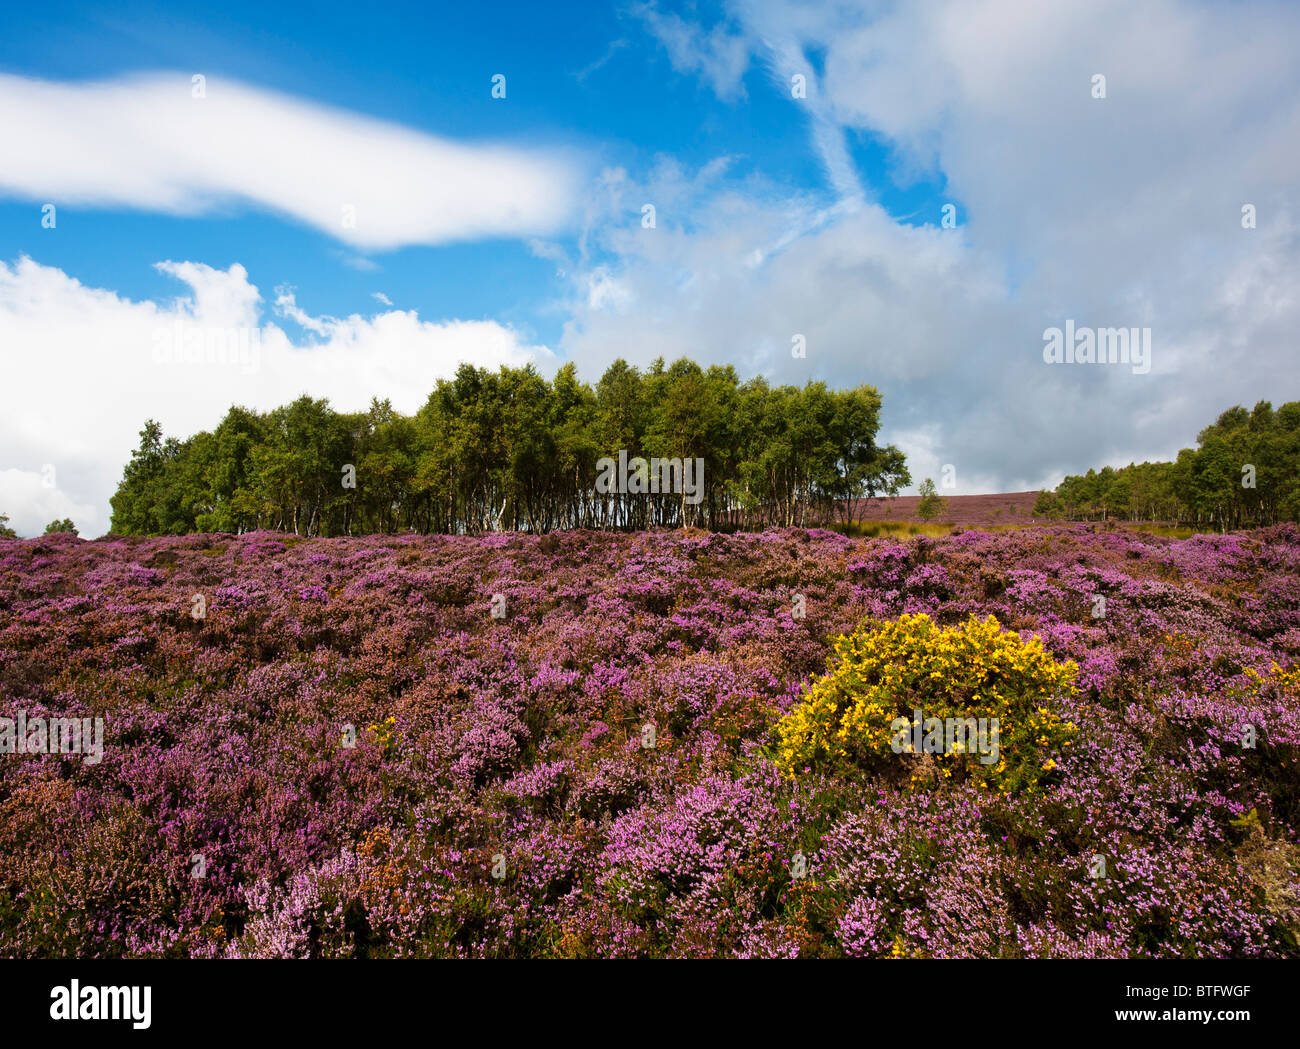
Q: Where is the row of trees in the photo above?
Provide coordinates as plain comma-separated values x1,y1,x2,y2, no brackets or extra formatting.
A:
1034,400,1300,529
109,358,911,537
0,516,79,539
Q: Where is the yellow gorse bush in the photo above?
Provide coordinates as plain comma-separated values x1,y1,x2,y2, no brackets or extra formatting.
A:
774,613,1079,793
366,716,399,754
1244,663,1300,695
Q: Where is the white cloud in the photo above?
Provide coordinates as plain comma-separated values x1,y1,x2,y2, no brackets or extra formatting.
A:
339,254,381,272
578,0,1300,492
632,2,753,100
0,257,556,537
0,469,96,539
0,72,585,251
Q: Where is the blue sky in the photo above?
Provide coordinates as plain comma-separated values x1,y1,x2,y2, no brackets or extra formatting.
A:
2,0,1299,535
0,1,945,346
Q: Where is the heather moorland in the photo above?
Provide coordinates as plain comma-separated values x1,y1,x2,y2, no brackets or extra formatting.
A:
1,522,1297,958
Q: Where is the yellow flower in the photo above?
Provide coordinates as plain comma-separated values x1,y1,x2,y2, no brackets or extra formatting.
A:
773,612,1079,792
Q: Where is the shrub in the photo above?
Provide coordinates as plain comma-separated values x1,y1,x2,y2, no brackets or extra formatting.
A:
774,612,1079,793
916,479,949,521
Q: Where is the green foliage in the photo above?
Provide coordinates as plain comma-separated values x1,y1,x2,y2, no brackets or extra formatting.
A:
42,518,78,536
1032,490,1063,519
916,478,948,521
1051,399,1300,530
0,514,16,539
108,359,909,537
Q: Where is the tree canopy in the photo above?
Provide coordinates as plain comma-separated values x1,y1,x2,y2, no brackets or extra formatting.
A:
1038,400,1300,529
109,358,910,537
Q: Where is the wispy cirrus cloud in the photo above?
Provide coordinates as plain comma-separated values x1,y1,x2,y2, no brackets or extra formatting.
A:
630,2,752,100
0,72,586,251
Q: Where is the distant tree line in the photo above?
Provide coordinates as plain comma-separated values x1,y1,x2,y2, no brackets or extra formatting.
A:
109,358,911,537
0,515,79,539
1034,400,1300,530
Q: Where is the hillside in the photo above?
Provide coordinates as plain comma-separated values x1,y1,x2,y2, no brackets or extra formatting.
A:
3,524,1298,957
854,491,1042,526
